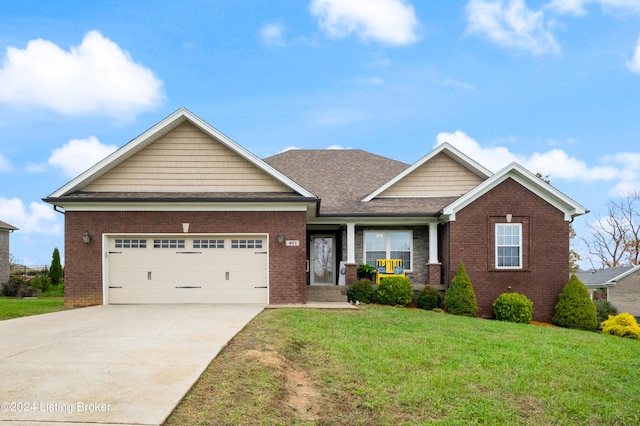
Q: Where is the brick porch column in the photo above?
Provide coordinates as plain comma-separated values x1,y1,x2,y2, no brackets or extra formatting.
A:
426,263,442,286
345,263,357,285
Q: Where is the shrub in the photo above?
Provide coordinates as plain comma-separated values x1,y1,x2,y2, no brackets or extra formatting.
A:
552,274,597,331
416,286,441,310
1,276,23,297
594,299,618,325
601,313,640,339
492,292,533,324
29,275,44,290
347,279,376,304
376,276,413,306
43,282,64,297
444,263,478,317
49,247,63,286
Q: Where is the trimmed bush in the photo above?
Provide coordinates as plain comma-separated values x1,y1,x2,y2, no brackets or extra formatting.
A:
601,313,640,339
594,299,618,325
552,274,598,331
492,292,533,324
347,279,376,304
376,276,413,306
444,263,478,317
416,286,441,310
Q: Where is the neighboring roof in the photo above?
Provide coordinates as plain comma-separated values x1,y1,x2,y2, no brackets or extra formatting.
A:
0,220,18,231
441,162,588,222
576,265,640,286
363,143,492,201
264,149,457,216
47,108,316,200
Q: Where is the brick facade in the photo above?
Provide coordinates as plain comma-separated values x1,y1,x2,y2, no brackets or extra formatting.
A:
609,272,640,316
445,178,570,323
64,210,307,307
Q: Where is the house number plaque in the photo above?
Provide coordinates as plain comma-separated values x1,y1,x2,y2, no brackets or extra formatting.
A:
286,240,300,246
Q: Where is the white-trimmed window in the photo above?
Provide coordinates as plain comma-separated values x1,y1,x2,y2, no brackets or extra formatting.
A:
496,224,522,268
153,239,185,249
364,231,412,270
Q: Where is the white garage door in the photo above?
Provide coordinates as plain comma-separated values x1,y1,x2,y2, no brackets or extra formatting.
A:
106,235,268,304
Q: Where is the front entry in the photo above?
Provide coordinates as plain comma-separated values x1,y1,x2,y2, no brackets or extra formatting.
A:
310,235,335,285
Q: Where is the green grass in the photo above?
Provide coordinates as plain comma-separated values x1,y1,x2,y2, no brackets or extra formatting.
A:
167,305,640,425
0,297,66,320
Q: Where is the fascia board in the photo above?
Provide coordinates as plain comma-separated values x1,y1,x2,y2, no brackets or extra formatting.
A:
442,162,587,221
48,108,316,199
51,201,312,212
362,142,493,202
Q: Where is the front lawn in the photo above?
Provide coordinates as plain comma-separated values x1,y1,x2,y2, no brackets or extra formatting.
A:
0,297,66,320
166,305,640,426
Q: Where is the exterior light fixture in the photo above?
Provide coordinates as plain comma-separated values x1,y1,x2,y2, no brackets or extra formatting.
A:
82,231,92,244
277,231,285,244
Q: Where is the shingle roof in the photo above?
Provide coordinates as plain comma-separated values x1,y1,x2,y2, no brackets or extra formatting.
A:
575,266,636,286
263,149,457,216
0,220,17,231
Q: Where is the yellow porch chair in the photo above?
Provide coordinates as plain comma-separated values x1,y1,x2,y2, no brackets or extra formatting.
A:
375,259,405,284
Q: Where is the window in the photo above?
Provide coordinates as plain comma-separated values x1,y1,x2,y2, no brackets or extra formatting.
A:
231,239,263,249
153,239,185,249
193,239,224,249
364,231,412,270
115,239,147,249
496,224,522,268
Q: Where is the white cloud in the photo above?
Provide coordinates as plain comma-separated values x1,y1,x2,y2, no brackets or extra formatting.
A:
435,130,619,182
0,197,62,236
260,22,285,46
327,144,346,149
310,0,420,46
442,78,476,90
0,152,14,172
627,37,640,73
0,31,164,121
466,0,561,56
546,0,640,16
48,136,117,178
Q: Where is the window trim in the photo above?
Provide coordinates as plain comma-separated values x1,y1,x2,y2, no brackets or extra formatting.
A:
495,223,522,269
363,230,413,271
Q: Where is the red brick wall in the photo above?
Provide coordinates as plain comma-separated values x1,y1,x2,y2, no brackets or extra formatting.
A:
64,210,308,307
446,178,570,322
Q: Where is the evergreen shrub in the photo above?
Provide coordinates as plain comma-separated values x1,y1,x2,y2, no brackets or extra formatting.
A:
594,299,618,325
601,313,640,339
444,263,478,317
346,279,376,304
492,292,533,324
376,276,413,306
552,274,597,331
416,286,441,310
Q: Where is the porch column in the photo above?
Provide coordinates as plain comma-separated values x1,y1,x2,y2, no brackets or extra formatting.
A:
427,222,442,286
345,222,357,285
428,222,438,264
346,222,356,263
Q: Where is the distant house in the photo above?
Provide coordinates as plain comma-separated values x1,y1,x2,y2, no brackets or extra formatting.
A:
44,108,587,322
0,220,18,285
576,266,640,316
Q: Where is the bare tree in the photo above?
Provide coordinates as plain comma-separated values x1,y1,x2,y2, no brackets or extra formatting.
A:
582,193,640,268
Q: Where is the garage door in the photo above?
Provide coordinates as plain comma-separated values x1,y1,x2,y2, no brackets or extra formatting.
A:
106,235,268,304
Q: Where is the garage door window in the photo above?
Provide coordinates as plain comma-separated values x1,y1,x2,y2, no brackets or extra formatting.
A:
153,239,186,249
193,239,224,249
115,239,147,249
231,239,263,249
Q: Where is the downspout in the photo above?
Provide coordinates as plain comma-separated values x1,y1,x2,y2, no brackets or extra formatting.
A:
53,205,65,215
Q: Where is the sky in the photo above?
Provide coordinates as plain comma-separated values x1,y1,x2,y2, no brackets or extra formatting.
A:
1,0,640,269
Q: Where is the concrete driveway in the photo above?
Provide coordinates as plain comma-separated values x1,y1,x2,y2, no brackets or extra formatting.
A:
0,304,264,425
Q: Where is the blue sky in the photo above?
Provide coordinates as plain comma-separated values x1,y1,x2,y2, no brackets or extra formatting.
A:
1,0,640,268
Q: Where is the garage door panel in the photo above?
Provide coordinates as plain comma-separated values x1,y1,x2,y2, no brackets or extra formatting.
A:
107,235,268,304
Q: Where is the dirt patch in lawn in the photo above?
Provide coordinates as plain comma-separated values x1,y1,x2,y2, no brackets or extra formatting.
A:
246,348,323,421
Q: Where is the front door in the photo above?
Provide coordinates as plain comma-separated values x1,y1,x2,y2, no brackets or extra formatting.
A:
310,235,335,285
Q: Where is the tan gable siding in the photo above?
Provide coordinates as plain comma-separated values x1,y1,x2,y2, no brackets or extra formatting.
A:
379,152,484,197
85,122,292,192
